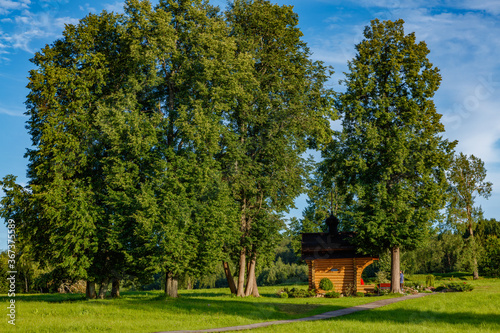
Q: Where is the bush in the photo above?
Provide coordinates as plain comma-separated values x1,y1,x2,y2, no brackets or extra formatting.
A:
344,283,356,297
356,292,365,297
405,281,425,290
325,291,341,298
280,291,288,298
319,278,334,291
282,287,315,298
425,275,435,287
436,282,474,292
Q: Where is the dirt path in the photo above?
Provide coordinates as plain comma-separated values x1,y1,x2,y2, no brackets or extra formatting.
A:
155,293,435,333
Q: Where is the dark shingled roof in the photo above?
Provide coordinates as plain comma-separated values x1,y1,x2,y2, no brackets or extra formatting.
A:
301,214,377,260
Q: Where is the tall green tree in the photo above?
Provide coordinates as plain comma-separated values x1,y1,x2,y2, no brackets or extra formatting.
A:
330,19,456,293
447,153,493,279
23,11,133,298
16,0,247,299
122,0,247,297
223,0,334,296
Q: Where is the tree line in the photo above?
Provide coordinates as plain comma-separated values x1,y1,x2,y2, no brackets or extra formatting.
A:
0,0,496,297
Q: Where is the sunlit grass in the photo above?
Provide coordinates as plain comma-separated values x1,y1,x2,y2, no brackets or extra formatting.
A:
252,277,500,333
0,277,498,333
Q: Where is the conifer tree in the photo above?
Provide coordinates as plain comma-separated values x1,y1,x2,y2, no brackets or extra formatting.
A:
331,19,456,293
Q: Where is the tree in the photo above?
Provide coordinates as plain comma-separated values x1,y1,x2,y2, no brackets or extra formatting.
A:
121,0,246,298
223,0,334,296
330,19,456,293
15,0,245,299
447,153,493,279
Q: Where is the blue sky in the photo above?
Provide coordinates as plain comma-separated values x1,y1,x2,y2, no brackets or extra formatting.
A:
1,0,499,248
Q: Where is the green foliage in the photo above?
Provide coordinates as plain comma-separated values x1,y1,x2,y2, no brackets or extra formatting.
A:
344,284,356,297
425,275,435,287
324,291,341,298
222,0,334,295
356,292,365,297
480,235,500,277
331,18,456,254
436,282,474,292
281,287,316,298
447,153,493,235
321,19,455,291
319,278,334,291
405,281,425,290
280,291,289,298
446,153,493,278
257,258,308,286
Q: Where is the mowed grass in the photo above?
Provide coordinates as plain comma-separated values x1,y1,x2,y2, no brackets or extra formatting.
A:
1,277,499,333
0,285,399,332
252,277,500,333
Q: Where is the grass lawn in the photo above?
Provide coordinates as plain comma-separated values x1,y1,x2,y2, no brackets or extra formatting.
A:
1,277,499,332
253,277,500,333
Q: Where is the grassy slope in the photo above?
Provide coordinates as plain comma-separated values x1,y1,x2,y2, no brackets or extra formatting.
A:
1,278,499,332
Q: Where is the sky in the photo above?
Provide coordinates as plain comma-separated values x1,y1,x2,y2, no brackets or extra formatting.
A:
0,0,499,248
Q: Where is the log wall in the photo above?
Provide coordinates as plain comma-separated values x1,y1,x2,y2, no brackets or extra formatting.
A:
308,257,377,293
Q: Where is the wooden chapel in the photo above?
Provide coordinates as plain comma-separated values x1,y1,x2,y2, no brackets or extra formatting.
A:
301,214,379,294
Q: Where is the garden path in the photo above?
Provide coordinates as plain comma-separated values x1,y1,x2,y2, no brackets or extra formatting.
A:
156,292,435,333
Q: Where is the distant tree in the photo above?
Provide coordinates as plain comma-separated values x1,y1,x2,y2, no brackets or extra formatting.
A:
330,19,456,293
447,153,493,279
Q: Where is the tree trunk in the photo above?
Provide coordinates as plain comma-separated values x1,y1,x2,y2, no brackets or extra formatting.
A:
165,272,178,298
251,274,259,297
236,248,246,297
98,278,109,299
223,261,237,294
111,278,120,298
244,257,255,296
390,246,401,293
86,280,96,299
469,227,479,280
186,276,192,290
244,254,259,297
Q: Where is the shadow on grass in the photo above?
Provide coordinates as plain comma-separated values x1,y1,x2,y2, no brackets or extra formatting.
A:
114,296,335,322
327,307,500,328
0,293,86,303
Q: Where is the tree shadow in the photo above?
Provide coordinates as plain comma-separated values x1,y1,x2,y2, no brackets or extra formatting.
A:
326,307,500,328
0,293,86,303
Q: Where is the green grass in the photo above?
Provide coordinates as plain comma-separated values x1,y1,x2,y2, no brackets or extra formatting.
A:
1,277,499,332
252,277,500,333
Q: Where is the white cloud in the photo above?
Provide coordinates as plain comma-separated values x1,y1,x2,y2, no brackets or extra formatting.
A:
1,9,80,53
451,0,500,16
80,3,96,14
103,1,124,14
0,0,30,15
0,105,26,117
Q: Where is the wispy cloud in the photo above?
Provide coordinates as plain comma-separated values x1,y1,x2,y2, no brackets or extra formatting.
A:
0,0,30,15
0,105,27,117
79,3,96,14
103,1,124,14
1,8,79,54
